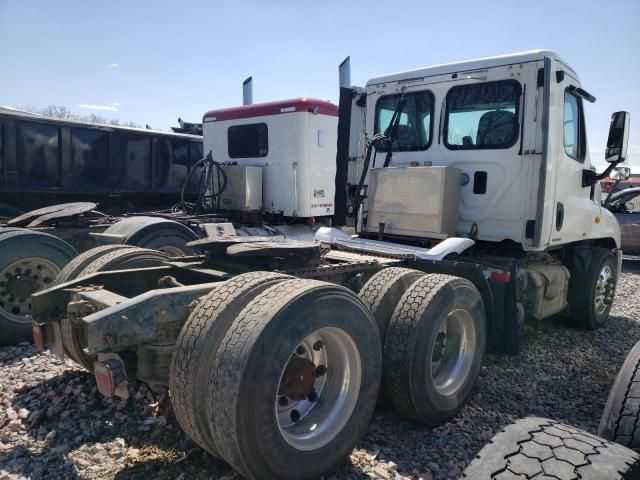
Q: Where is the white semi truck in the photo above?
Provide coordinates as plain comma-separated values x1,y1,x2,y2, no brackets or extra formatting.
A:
29,50,630,479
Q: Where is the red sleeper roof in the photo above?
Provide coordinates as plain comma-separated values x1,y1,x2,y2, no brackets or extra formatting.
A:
203,98,338,122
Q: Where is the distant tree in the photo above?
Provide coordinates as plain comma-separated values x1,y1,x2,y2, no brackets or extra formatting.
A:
17,105,141,128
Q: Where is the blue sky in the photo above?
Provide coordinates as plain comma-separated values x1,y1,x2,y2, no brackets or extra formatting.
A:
1,0,638,164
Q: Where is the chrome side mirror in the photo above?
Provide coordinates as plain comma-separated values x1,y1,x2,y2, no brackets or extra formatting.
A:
605,111,630,163
609,166,631,181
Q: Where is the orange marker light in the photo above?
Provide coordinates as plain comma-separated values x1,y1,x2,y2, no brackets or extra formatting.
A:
595,216,601,224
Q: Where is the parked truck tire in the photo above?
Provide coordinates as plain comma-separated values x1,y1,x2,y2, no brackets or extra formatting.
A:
383,274,486,425
98,216,199,256
0,230,77,346
599,340,640,450
567,247,618,330
52,245,134,287
58,246,168,371
170,271,293,456
358,267,425,406
358,267,426,340
462,417,640,479
206,279,382,480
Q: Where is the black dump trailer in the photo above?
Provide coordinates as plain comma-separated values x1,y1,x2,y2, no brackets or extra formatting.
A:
0,107,203,217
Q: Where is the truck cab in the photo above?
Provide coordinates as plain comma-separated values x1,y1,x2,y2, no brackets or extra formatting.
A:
335,49,630,331
339,50,623,253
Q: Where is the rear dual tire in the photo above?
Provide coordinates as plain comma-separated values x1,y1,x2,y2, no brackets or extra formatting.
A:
384,274,486,425
171,276,382,480
169,271,293,456
360,268,486,425
358,267,425,407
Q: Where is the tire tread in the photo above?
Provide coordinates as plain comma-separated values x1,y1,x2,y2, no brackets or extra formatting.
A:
599,341,640,450
462,417,640,479
169,271,292,455
384,273,483,424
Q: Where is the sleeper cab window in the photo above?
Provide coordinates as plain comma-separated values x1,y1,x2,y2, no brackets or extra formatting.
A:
374,91,434,152
563,89,586,163
445,80,522,150
228,123,268,158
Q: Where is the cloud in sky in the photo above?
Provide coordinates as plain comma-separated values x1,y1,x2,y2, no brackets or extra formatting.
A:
77,102,120,112
104,63,119,69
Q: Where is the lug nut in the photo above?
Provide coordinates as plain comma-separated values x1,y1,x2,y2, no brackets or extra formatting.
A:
312,341,323,351
290,410,301,423
315,365,327,377
296,346,305,355
278,396,288,406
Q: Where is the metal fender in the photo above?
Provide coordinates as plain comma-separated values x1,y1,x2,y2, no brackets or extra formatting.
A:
314,227,474,260
314,227,352,243
593,208,622,249
422,237,475,260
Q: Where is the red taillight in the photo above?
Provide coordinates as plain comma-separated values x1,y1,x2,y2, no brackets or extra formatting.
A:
32,322,44,351
94,361,116,397
490,270,511,283
94,359,126,397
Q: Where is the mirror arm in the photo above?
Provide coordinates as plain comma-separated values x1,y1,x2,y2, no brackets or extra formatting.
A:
603,178,622,207
582,161,621,188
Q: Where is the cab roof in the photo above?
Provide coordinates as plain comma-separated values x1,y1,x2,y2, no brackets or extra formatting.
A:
367,49,576,86
203,98,338,123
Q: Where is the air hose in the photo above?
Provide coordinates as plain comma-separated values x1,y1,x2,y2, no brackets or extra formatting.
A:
181,151,228,213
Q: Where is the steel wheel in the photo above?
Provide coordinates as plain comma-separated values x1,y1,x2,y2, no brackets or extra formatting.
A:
275,327,361,451
594,264,614,315
0,257,60,322
430,308,477,397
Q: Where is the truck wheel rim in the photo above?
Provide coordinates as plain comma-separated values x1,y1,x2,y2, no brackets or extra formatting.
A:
0,257,60,322
275,327,361,451
594,264,613,315
430,308,476,397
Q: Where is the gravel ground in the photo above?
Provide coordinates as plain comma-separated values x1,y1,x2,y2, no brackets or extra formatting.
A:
2,264,640,480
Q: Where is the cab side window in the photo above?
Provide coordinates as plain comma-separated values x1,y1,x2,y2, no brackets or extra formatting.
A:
374,91,434,152
563,90,586,162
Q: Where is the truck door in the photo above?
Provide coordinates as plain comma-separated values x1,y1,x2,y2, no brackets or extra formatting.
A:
539,56,599,248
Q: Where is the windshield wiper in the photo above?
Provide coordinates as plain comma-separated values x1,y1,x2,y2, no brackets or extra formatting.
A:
351,92,407,224
382,93,407,168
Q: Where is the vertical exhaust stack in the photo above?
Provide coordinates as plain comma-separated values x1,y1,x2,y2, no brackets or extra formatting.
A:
243,77,253,105
339,57,351,89
334,56,353,227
